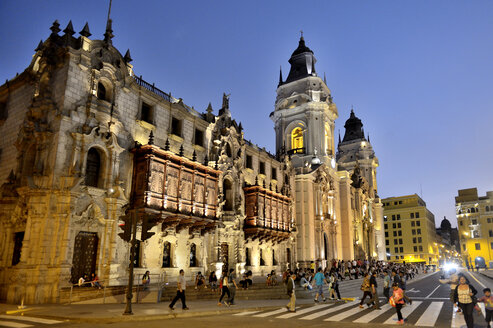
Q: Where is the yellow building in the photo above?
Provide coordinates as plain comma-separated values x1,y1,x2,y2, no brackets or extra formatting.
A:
456,188,493,268
382,195,439,264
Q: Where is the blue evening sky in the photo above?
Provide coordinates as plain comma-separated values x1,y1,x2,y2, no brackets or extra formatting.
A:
1,1,493,227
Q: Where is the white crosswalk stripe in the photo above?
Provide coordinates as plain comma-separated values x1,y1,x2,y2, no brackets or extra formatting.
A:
383,301,422,324
235,300,489,327
0,316,62,325
415,301,443,327
277,303,331,319
300,301,355,320
0,321,32,328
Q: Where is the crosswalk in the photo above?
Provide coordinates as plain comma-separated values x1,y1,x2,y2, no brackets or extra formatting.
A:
233,300,485,327
0,315,63,327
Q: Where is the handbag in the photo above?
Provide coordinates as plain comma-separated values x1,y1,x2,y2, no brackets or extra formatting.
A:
389,296,396,307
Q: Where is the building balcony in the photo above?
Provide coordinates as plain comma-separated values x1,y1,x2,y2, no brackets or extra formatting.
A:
130,144,221,234
243,184,291,243
287,147,305,155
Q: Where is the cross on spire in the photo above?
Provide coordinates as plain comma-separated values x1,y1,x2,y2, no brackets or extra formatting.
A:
300,30,304,39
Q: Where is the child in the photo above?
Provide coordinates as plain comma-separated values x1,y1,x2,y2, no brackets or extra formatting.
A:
478,288,493,328
391,282,405,325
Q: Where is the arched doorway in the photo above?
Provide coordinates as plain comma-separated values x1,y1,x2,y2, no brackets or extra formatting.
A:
71,231,98,284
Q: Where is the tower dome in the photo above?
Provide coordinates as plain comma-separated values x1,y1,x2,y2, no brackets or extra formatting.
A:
342,109,366,143
284,36,317,84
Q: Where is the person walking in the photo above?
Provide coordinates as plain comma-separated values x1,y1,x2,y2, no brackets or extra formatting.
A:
169,269,189,310
478,288,493,328
330,271,341,300
391,282,405,324
383,271,391,301
369,271,380,309
218,270,230,306
453,274,478,328
313,267,326,302
286,271,296,312
440,268,460,313
359,272,372,308
398,271,412,304
228,268,238,305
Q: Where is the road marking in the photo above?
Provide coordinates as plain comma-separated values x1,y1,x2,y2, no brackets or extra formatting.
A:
277,304,331,318
466,271,487,289
406,288,421,293
451,305,466,328
234,311,260,316
353,304,392,323
0,316,61,325
253,307,297,317
324,303,368,321
425,285,441,298
383,301,422,324
300,301,355,320
414,301,443,327
0,321,32,328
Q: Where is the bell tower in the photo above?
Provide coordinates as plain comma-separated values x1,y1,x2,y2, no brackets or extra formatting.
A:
270,36,338,170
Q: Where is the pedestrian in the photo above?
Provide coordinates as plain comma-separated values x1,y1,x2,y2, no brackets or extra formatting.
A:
391,282,405,325
313,267,326,302
439,268,460,313
286,271,296,312
369,271,380,309
142,270,150,291
478,288,493,328
383,271,391,301
398,271,412,304
359,272,372,309
169,269,189,310
218,270,230,306
228,268,238,305
453,274,478,328
194,271,206,290
330,272,341,300
209,271,218,292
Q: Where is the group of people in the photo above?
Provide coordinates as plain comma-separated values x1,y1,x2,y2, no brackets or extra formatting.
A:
77,273,102,289
169,268,240,310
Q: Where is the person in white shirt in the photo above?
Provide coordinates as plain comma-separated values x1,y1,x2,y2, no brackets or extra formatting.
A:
169,269,189,310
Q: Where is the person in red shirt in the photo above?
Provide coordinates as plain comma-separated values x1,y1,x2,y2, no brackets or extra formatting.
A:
391,282,405,325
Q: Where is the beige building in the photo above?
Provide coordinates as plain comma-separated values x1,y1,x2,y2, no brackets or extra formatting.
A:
382,195,439,264
456,188,493,268
0,19,383,304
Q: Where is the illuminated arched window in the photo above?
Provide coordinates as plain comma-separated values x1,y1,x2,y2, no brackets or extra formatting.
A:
291,127,303,151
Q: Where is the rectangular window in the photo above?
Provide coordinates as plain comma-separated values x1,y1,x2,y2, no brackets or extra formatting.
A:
397,214,401,220
385,232,388,238
419,246,423,252
472,219,478,225
140,102,153,123
398,231,402,236
491,242,493,250
399,201,403,204
413,246,418,252
460,221,463,226
246,155,253,169
171,117,182,136
416,221,421,227
488,218,492,223
194,129,204,146
384,216,388,222
412,229,416,235
398,223,401,228
473,230,480,238
259,161,265,175
385,240,389,245
394,239,398,245
12,232,25,266
271,167,277,180
411,221,415,227
394,247,399,253
418,237,422,243
475,243,481,250
462,244,466,251
399,239,403,245
393,223,396,229
415,212,420,218
386,248,390,253
411,213,415,219
384,224,388,230
393,231,397,237
413,237,416,243
489,230,493,238
400,247,404,253
392,215,396,221
417,229,421,235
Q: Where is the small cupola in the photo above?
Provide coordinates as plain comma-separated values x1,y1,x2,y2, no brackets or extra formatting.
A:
284,35,317,84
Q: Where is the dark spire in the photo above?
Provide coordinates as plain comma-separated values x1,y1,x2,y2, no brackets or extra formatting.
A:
123,49,133,63
206,102,213,113
285,35,317,84
50,20,61,36
148,131,154,145
192,150,197,162
338,130,341,144
203,154,209,166
35,40,43,52
278,66,283,86
367,134,370,143
179,144,184,156
342,109,365,143
324,72,327,85
238,122,243,132
63,20,75,36
104,0,114,45
79,22,92,37
164,138,170,151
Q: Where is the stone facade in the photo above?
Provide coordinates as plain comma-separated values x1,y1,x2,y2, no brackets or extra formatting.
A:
0,21,382,304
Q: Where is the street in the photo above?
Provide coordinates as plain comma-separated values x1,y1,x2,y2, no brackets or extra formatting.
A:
1,269,491,328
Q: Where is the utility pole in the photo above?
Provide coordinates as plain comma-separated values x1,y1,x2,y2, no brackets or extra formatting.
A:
123,211,137,315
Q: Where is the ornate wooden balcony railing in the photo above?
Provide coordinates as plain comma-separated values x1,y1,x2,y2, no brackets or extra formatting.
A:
130,144,221,234
243,184,291,243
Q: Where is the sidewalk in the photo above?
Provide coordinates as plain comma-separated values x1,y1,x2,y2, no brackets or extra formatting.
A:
0,298,322,323
478,268,493,280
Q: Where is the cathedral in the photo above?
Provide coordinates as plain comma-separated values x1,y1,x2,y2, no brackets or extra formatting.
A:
0,18,384,304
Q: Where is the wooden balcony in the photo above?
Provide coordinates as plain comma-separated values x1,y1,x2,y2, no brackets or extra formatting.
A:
243,184,291,243
130,144,221,234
